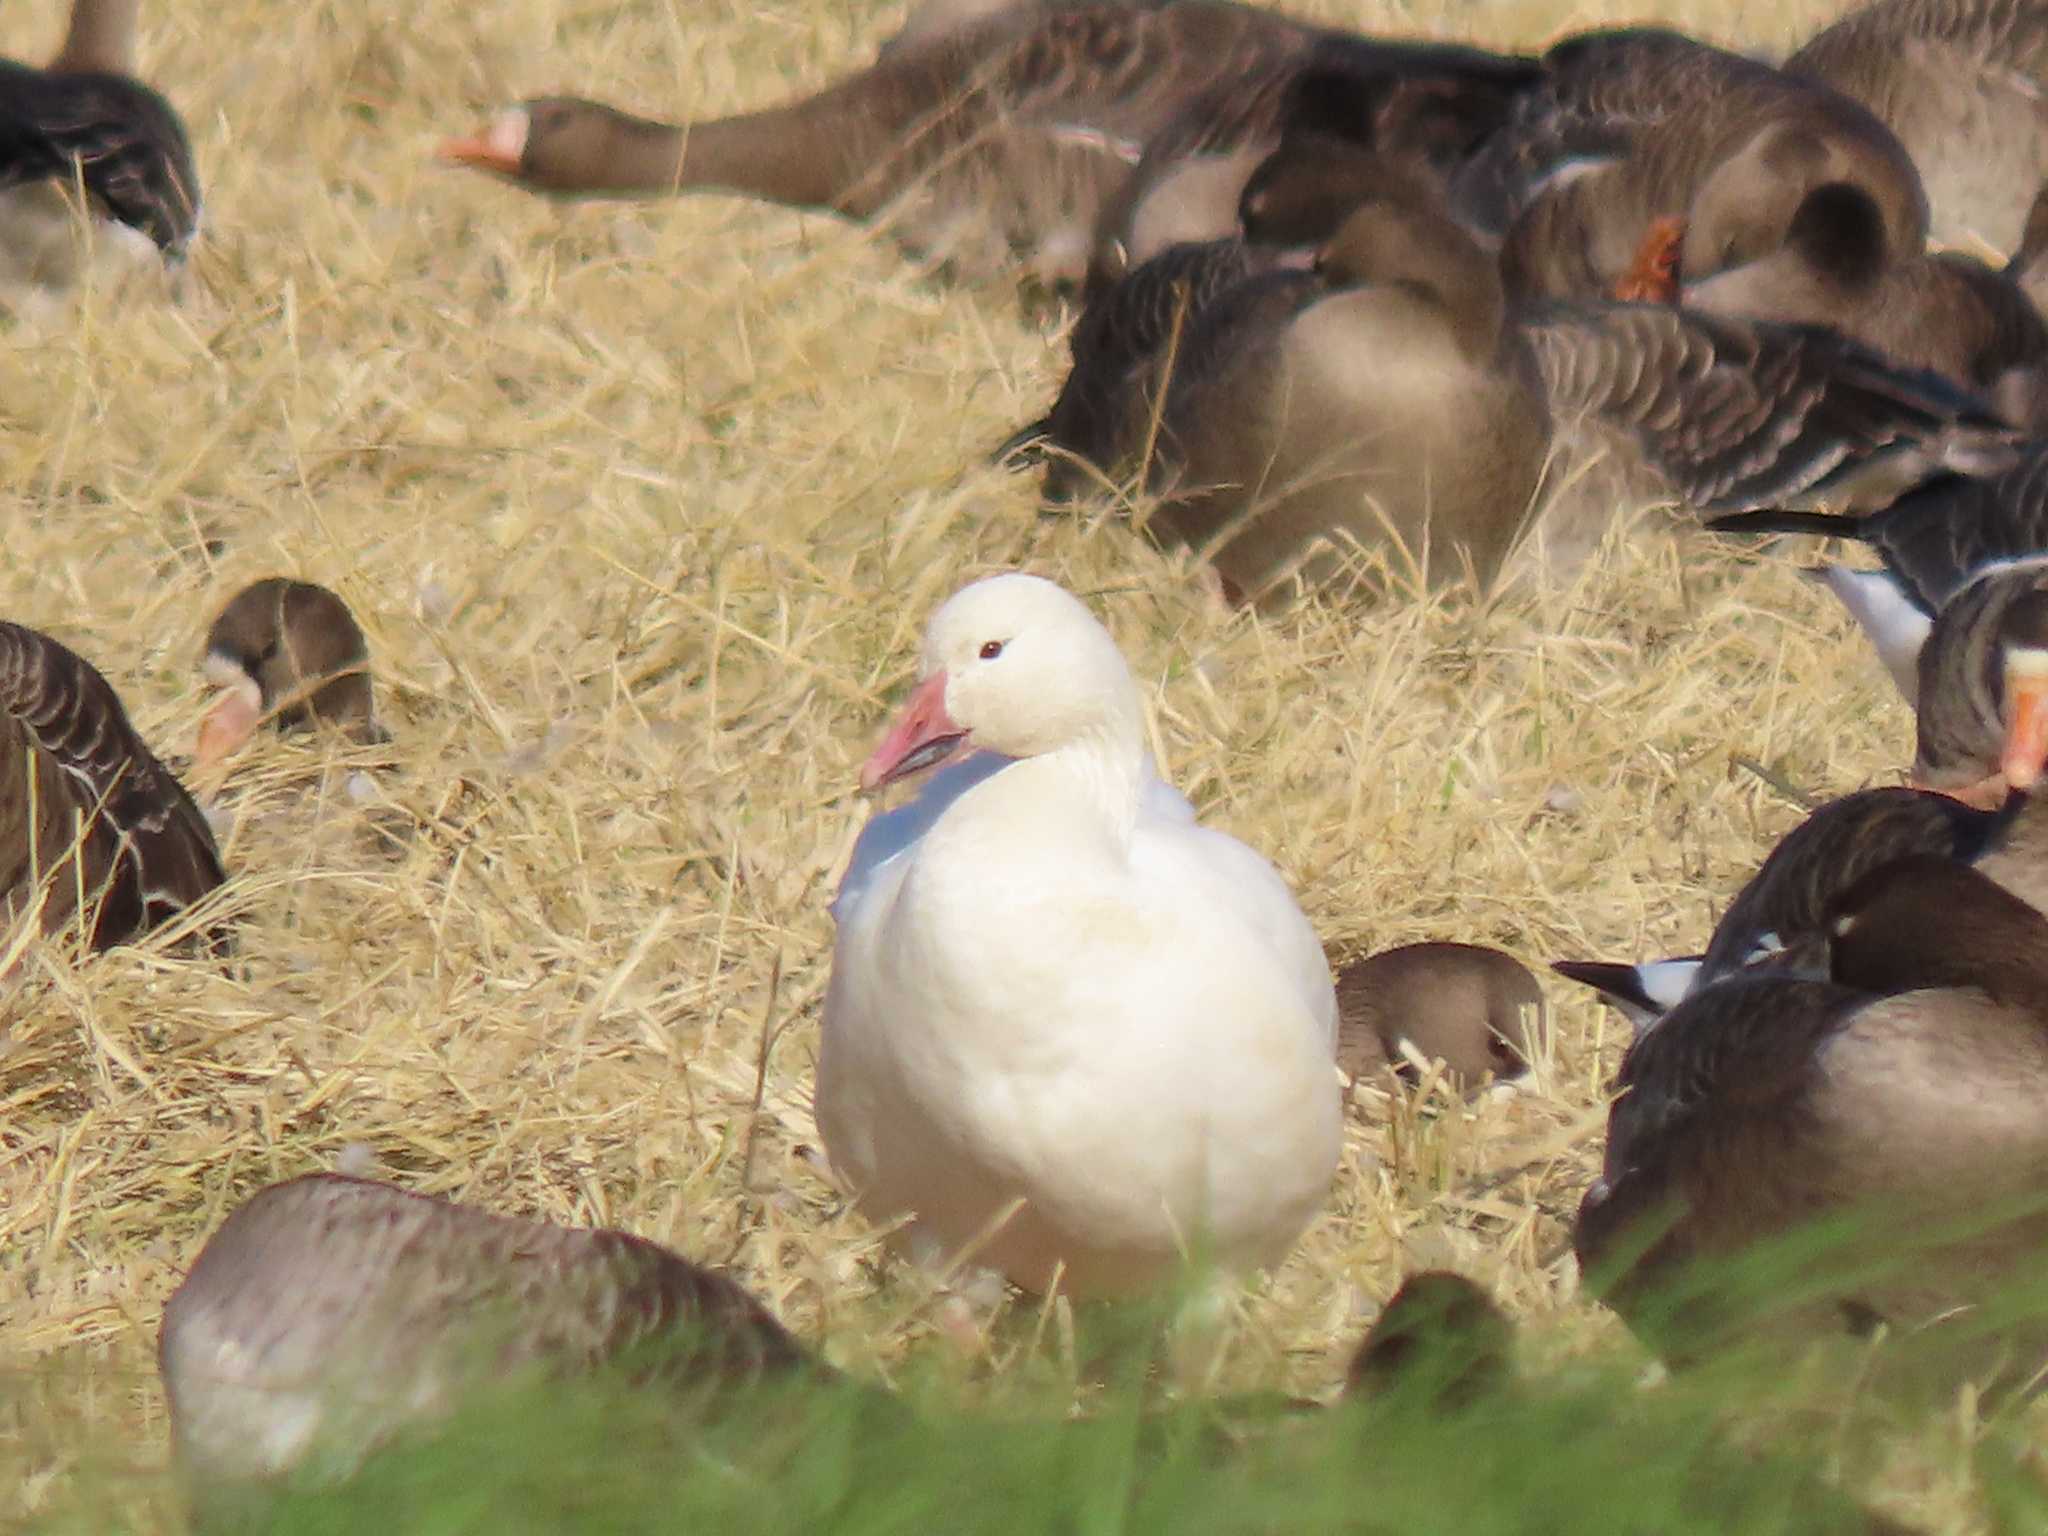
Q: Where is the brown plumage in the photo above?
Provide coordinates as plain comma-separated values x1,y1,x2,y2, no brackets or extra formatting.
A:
0,621,223,953
1675,182,2048,421
1002,133,1439,500
1068,159,2015,605
160,1174,832,1512
1345,1270,1513,1406
1333,942,1545,1088
1786,0,2048,251
1578,855,2048,1386
1500,30,1926,305
438,2,1539,289
197,578,381,770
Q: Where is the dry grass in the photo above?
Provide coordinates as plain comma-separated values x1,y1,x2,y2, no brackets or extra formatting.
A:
0,0,2002,1527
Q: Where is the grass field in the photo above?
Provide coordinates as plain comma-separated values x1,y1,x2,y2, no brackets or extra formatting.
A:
0,0,2035,1528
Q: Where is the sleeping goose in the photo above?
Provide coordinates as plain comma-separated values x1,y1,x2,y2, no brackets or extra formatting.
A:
160,1173,829,1519
1612,182,2048,421
0,0,200,298
818,573,1339,1297
1578,854,2048,1384
1128,174,2016,605
1785,0,2048,252
196,579,383,772
1498,29,1925,304
1333,941,1546,1089
0,620,223,952
437,1,1537,288
1003,131,1436,501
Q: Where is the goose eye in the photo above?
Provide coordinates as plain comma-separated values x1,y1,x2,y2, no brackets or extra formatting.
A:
979,640,1005,661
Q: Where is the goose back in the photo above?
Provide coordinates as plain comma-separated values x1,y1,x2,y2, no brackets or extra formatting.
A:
1787,0,2048,250
161,1174,821,1500
0,622,223,952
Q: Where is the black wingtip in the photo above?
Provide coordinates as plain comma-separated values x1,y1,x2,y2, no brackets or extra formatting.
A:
990,418,1053,469
1702,509,1863,538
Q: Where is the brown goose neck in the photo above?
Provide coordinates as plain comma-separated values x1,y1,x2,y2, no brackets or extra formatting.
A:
1322,201,1505,361
49,0,139,74
1829,854,2048,1006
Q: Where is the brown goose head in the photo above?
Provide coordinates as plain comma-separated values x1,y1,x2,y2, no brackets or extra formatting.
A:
439,99,681,195
1334,942,1546,1089
1912,562,2048,808
1827,853,2048,1005
1346,1270,1513,1406
1314,194,1506,363
1237,136,1440,252
198,579,379,770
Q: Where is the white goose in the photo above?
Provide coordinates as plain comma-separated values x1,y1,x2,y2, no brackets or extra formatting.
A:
819,573,1340,1298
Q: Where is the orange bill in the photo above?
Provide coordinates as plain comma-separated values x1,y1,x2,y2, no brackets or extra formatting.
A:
195,680,263,775
1613,215,1685,303
2002,662,2048,792
436,112,527,176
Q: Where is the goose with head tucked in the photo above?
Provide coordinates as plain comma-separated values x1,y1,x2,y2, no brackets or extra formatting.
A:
819,573,1339,1298
1613,182,2048,421
1333,941,1546,1090
160,1173,835,1522
1785,0,2048,253
0,0,201,300
1126,171,2014,606
1499,27,1926,306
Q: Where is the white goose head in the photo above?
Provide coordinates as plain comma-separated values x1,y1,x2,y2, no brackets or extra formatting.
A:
860,574,1144,792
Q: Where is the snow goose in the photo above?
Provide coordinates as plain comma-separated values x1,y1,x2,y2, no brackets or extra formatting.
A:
196,579,383,772
819,573,1339,1298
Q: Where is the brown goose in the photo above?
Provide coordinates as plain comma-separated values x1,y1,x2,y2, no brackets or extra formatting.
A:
1500,30,1926,305
160,1173,834,1515
0,620,223,952
1785,0,2048,252
1087,42,1541,290
1613,183,2048,425
1578,854,2048,1386
437,2,1537,288
1003,132,1435,500
1333,941,1545,1089
1129,175,2015,605
196,579,382,772
0,0,201,295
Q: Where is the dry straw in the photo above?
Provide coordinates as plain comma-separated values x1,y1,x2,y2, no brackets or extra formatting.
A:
0,0,1971,1525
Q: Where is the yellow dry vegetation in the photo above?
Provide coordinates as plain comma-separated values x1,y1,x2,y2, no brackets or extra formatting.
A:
0,0,1980,1526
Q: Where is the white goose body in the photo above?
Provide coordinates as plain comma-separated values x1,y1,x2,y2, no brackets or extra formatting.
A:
819,574,1338,1298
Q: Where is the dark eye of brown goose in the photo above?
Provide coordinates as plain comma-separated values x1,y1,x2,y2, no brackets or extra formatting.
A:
979,640,1005,661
